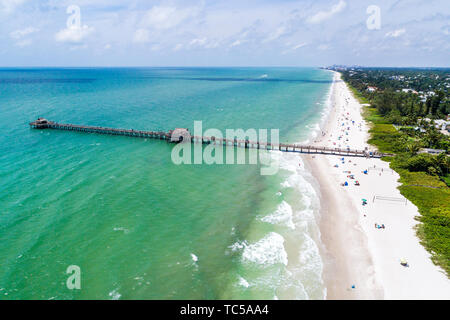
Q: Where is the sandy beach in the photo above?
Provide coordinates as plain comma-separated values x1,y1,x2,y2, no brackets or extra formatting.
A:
305,71,450,299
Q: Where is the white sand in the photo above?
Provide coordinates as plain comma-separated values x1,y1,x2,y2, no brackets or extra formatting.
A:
306,71,450,299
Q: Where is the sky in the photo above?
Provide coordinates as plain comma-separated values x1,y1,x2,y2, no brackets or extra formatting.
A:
0,0,449,67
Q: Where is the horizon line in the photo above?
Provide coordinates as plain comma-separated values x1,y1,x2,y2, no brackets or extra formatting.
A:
0,66,450,69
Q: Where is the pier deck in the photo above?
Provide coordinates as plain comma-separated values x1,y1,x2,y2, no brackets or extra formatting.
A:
29,119,393,158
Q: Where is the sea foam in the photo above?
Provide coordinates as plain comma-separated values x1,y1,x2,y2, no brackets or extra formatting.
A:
263,139,325,299
238,276,250,288
109,289,121,300
261,201,295,229
241,232,288,266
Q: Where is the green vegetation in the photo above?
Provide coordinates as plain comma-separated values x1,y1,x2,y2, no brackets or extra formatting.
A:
336,68,450,276
398,182,450,271
442,175,450,187
367,124,402,154
342,68,450,122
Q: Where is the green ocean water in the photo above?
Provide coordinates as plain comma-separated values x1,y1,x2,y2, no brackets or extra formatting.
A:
0,67,333,299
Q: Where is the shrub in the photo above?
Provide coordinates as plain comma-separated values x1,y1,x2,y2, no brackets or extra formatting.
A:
406,154,436,172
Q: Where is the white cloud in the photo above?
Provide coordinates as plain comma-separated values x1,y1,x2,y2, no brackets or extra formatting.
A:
10,27,38,47
262,26,286,43
133,28,150,43
189,38,207,47
55,25,94,43
15,39,31,47
230,40,243,47
187,37,220,49
1,0,449,67
385,28,406,38
281,42,307,55
141,5,198,30
292,42,307,50
10,27,38,39
307,0,347,24
0,0,27,14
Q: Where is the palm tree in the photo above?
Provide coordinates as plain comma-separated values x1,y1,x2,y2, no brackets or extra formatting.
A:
435,153,450,177
406,140,422,155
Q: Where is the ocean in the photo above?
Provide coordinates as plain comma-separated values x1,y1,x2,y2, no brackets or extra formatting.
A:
0,67,333,299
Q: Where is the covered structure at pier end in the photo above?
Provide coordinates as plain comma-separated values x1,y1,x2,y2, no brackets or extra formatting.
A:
169,128,191,143
29,118,51,129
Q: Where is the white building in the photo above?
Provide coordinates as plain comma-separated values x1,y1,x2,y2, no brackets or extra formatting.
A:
434,119,450,131
401,88,418,94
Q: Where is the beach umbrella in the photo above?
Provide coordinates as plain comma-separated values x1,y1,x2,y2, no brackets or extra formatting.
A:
400,258,408,266
362,199,367,202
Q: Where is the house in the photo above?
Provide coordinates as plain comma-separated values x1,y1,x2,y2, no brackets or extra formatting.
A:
391,75,405,81
401,88,418,94
434,119,450,131
413,126,426,133
418,148,446,155
366,86,377,92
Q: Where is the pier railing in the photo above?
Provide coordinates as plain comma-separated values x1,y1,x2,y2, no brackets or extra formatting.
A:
29,119,393,158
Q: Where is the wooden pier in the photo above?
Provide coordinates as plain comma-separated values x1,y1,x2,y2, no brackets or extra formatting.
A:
30,118,393,158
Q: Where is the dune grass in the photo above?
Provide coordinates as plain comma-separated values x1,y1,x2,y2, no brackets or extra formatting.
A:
367,124,403,154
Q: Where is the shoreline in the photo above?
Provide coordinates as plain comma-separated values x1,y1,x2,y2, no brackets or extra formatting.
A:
305,71,450,299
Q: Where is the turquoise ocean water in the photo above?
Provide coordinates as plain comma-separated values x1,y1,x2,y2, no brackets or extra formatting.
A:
0,67,333,299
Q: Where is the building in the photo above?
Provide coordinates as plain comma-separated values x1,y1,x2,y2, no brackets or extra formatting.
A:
169,128,191,143
434,119,450,131
401,88,418,94
418,148,446,155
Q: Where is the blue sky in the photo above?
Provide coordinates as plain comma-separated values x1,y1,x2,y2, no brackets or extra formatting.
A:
1,0,449,67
